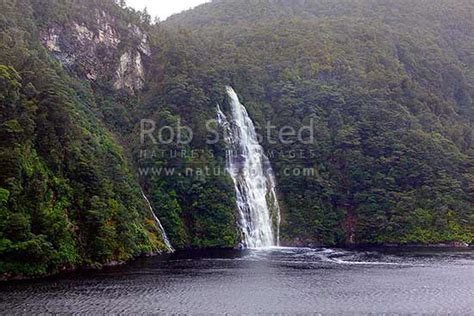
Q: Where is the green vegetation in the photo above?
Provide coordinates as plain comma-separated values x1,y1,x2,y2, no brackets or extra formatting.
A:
0,0,473,279
0,0,168,278
161,0,474,246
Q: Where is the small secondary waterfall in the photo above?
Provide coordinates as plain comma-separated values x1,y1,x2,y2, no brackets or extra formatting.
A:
217,86,281,248
141,191,174,252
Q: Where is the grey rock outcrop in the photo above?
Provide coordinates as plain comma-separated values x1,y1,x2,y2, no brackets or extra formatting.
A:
40,10,150,93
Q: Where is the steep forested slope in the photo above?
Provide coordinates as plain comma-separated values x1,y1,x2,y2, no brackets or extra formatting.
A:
0,0,473,279
161,0,474,245
0,0,170,279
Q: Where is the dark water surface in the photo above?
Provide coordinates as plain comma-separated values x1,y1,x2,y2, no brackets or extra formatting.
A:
1,247,473,314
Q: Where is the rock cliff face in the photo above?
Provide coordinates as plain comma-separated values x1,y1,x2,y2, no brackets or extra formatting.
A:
114,24,151,91
40,9,149,93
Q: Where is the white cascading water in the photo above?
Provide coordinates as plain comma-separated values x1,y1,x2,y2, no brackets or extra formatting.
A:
141,191,174,252
217,86,281,248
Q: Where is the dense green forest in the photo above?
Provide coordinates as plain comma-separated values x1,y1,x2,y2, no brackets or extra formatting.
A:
163,0,474,246
0,0,171,278
0,0,473,278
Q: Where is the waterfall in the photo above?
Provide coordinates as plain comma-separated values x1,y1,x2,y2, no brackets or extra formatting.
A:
141,190,174,252
217,86,281,248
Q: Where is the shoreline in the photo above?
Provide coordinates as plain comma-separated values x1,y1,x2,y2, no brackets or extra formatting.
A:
280,239,472,249
0,249,172,283
1,243,472,282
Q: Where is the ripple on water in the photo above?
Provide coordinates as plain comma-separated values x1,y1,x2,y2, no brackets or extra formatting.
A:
0,247,473,314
